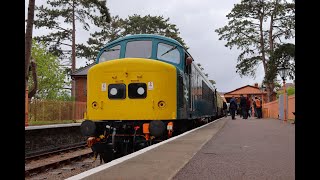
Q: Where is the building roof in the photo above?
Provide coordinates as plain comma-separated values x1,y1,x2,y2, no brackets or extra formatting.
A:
224,85,267,98
71,63,96,77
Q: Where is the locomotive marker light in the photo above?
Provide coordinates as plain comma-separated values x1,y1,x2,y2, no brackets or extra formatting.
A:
110,88,118,95
137,87,145,95
186,56,193,65
108,84,126,99
129,83,147,98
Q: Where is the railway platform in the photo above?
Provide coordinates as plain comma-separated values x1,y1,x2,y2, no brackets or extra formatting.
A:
67,116,295,180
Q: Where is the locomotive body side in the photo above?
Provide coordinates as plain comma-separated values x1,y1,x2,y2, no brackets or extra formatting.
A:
187,62,215,119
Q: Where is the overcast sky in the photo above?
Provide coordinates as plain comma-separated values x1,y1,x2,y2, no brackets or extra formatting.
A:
26,0,293,93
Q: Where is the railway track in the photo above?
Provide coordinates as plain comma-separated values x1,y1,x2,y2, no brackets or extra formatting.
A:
25,143,93,177
25,142,86,162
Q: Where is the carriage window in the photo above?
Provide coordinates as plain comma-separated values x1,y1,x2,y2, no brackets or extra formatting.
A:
157,43,180,64
98,45,121,63
125,41,152,58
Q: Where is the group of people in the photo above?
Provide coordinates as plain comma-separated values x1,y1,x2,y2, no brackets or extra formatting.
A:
228,95,262,120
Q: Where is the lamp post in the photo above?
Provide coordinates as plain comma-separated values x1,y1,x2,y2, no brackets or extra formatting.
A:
278,65,289,122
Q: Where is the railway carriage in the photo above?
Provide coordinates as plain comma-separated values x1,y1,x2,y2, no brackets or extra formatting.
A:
80,34,223,162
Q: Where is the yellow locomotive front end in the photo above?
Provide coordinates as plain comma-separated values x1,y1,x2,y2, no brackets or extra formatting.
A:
80,34,188,163
86,58,177,120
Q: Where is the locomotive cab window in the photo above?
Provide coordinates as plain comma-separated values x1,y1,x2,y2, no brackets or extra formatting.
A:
98,45,121,63
125,41,152,58
157,43,180,64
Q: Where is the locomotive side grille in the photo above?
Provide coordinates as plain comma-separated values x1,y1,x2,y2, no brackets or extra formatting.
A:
177,72,184,108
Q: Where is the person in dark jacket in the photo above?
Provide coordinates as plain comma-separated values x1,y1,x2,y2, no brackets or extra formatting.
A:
223,101,228,117
229,96,237,120
240,94,247,119
253,97,257,117
246,96,251,118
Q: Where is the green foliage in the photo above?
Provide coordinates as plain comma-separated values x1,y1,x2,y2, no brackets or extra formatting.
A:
215,0,295,79
121,14,187,48
28,120,75,126
77,15,123,60
80,14,188,61
33,0,111,62
287,86,295,95
265,43,295,84
209,80,216,85
29,40,71,100
276,86,295,99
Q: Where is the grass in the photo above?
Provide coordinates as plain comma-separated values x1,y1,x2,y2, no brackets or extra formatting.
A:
26,119,84,126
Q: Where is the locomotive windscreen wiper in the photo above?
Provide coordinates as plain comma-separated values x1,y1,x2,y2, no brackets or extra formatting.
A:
104,48,120,52
161,46,177,56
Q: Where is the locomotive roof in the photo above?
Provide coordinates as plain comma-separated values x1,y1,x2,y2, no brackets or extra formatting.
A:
102,34,184,49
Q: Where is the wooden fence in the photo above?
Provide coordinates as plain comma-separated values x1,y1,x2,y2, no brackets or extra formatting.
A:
28,100,86,121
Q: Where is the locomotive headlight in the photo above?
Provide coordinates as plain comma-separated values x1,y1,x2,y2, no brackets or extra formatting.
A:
137,87,145,95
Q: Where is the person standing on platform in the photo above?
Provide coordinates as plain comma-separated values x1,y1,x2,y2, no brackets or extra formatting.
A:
223,101,228,117
246,96,251,118
255,96,262,118
229,96,237,120
253,97,257,117
240,94,247,119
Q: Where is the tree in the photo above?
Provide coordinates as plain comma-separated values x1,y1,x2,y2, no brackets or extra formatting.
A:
121,14,187,48
265,43,295,85
209,80,216,85
276,86,294,99
25,0,36,84
33,0,111,97
81,14,188,61
215,0,295,102
25,0,37,125
77,15,123,61
29,40,71,100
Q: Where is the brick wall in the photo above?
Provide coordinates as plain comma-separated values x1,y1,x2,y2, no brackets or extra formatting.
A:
25,126,86,157
263,95,295,120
